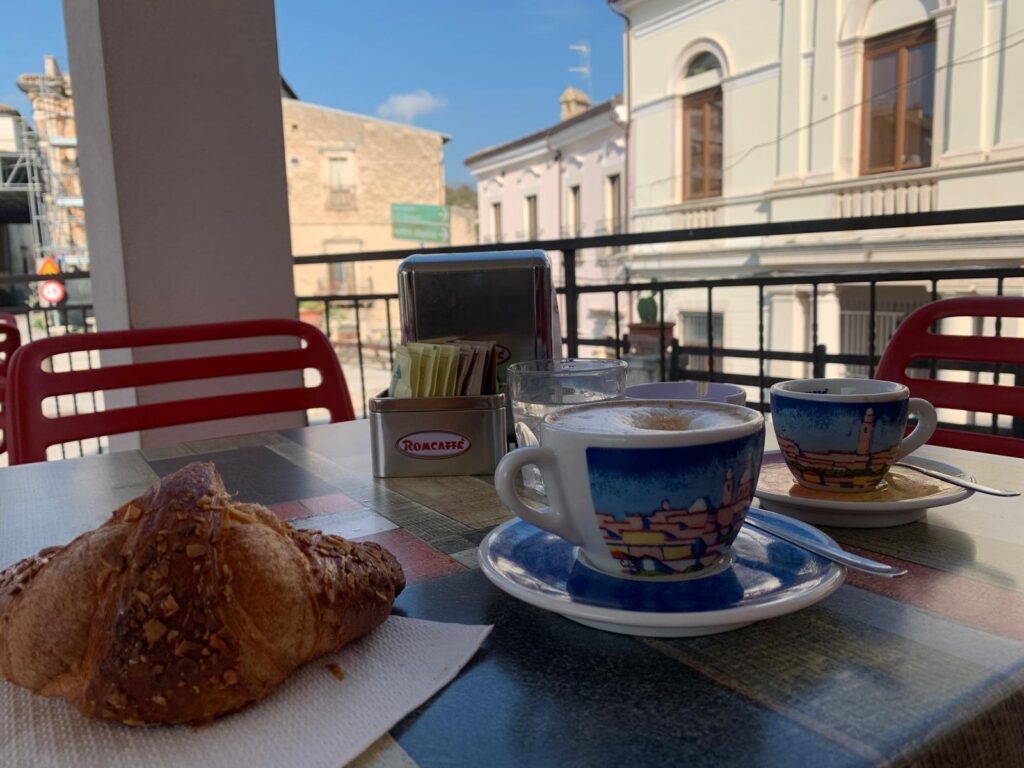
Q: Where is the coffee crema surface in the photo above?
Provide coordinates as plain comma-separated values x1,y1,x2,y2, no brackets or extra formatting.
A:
548,402,752,435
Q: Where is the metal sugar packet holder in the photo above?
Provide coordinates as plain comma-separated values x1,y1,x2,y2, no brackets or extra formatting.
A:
369,390,506,478
370,249,557,478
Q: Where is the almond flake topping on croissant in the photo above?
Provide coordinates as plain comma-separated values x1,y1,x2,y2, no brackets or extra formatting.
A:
0,462,405,725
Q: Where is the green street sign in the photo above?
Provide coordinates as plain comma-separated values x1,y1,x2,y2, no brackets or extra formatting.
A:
392,222,449,243
392,203,450,224
391,203,450,243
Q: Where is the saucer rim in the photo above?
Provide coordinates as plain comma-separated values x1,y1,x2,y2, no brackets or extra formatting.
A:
478,518,847,630
754,451,973,513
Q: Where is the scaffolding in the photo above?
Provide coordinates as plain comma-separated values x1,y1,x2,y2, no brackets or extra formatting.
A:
0,116,31,194
17,56,89,273
0,105,34,286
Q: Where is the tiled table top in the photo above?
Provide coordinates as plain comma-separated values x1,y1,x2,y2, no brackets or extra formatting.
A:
2,421,1024,767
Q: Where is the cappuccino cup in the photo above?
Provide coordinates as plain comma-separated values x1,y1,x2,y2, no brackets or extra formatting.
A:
770,378,937,492
494,399,765,579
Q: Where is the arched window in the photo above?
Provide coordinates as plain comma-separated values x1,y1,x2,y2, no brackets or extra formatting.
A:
862,22,935,174
686,52,722,78
682,52,723,200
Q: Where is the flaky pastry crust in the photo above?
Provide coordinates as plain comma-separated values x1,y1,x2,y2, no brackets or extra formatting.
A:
0,462,405,725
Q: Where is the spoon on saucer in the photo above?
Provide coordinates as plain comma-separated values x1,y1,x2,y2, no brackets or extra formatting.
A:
893,462,1020,497
745,508,907,578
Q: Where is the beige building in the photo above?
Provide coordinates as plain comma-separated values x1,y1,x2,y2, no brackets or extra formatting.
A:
11,59,476,335
281,88,476,351
286,91,451,296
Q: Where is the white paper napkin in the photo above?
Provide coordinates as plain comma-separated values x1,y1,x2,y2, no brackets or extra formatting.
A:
0,616,491,768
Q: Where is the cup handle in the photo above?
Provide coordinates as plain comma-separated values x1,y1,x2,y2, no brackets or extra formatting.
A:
494,447,584,545
896,398,938,459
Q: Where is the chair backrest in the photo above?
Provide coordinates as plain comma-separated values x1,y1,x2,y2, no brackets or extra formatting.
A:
0,314,21,455
875,296,1024,457
0,314,18,370
6,318,354,464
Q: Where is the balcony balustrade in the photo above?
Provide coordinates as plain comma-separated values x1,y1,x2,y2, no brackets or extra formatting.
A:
834,176,939,218
2,204,1023,462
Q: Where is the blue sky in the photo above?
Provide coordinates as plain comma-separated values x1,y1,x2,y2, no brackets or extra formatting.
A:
1,1,623,184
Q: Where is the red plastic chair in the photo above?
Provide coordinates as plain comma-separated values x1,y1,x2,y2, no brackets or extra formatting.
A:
875,296,1024,458
0,314,21,456
6,318,355,464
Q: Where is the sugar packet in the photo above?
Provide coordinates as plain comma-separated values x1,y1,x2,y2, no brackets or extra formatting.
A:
388,345,415,398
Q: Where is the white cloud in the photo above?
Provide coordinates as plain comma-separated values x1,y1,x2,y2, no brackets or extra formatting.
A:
375,89,446,124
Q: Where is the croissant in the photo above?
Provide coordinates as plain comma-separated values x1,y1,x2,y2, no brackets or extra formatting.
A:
0,461,405,725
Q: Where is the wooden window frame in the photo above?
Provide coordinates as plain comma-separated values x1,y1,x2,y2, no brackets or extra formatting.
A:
607,174,622,234
492,202,502,244
569,184,581,237
860,22,936,176
682,86,723,201
328,157,351,192
525,195,538,240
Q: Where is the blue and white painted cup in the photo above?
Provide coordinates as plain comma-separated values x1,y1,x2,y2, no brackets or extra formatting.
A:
494,399,765,579
770,378,937,493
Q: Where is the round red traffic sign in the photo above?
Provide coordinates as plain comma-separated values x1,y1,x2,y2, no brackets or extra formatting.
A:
39,280,66,304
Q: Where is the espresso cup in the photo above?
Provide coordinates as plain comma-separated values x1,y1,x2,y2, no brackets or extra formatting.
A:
769,378,937,493
494,399,765,579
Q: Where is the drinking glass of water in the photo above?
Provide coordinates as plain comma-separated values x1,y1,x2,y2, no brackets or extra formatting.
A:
507,358,628,493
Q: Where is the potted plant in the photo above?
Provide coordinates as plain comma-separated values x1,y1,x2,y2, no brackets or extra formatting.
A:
298,300,326,333
628,281,674,355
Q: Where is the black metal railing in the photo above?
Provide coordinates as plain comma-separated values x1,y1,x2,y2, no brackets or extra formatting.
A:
293,266,1024,430
291,205,1024,419
3,204,1024,453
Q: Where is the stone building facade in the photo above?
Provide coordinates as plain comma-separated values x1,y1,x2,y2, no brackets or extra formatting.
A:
282,93,475,345
285,96,446,298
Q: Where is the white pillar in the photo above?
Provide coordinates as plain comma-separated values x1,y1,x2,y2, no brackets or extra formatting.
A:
816,285,841,377
64,0,303,447
775,0,804,182
931,8,953,159
943,2,986,163
766,288,807,380
835,40,864,180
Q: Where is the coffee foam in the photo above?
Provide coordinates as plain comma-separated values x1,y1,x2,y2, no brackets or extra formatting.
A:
549,403,749,435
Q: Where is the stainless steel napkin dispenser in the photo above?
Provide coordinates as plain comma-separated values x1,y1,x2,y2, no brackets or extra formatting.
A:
398,250,560,374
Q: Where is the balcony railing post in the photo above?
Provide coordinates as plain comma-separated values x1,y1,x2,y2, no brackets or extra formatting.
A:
658,287,666,381
669,337,680,381
353,299,367,418
613,290,621,359
993,277,1006,434
868,282,878,378
758,285,766,406
1015,368,1024,440
563,249,579,357
812,344,828,379
706,286,715,380
385,297,395,367
812,283,819,350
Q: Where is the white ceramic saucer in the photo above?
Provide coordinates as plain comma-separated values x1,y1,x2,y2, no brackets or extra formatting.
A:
478,513,846,637
755,451,974,528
